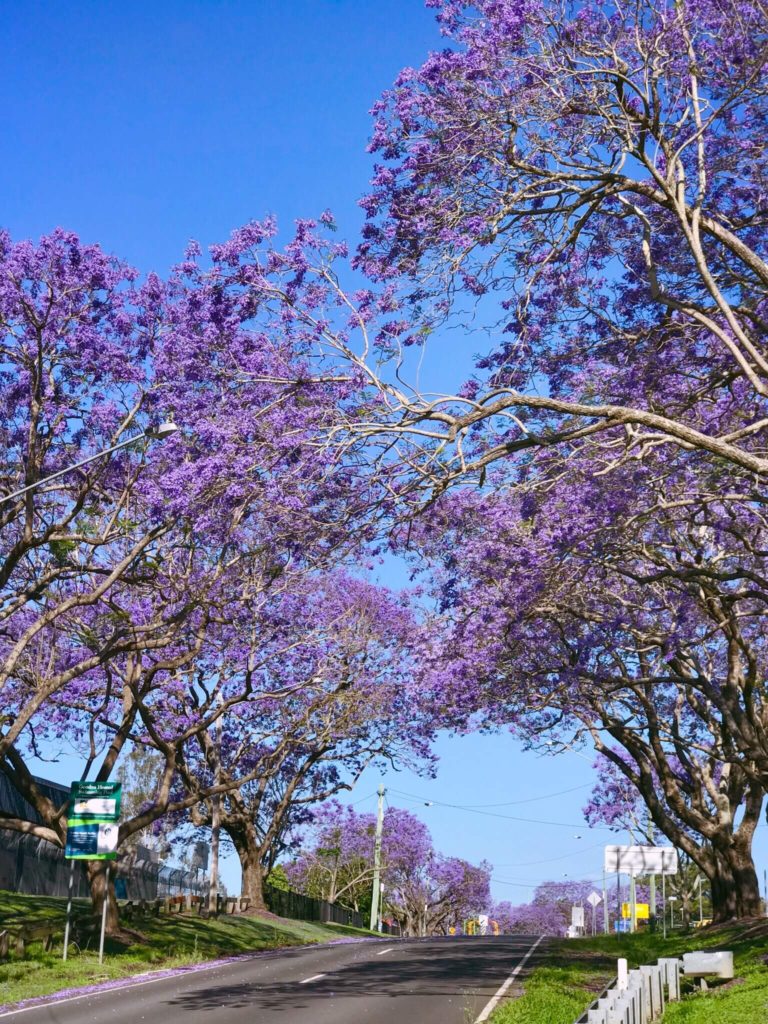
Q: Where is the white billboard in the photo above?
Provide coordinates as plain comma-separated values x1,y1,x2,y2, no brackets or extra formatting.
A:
571,906,585,927
604,845,678,875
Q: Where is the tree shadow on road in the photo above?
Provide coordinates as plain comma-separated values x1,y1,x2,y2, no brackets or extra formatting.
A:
163,937,548,1015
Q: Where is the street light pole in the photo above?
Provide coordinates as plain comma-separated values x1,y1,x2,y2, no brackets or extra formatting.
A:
0,422,178,506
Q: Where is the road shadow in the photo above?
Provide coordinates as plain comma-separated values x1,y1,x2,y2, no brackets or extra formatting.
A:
163,936,547,1015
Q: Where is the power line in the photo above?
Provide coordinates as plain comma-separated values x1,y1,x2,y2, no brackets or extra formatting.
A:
494,841,606,868
387,788,613,830
389,782,592,809
492,874,607,890
348,790,377,807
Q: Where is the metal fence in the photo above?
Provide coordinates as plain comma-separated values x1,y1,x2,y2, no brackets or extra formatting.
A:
0,772,208,902
263,884,400,935
0,830,90,898
0,830,207,902
0,773,395,932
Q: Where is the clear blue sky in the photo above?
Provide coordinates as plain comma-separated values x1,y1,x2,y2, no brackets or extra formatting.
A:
0,0,439,270
6,0,766,905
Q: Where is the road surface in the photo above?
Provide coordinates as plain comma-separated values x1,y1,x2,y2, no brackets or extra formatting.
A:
0,935,546,1024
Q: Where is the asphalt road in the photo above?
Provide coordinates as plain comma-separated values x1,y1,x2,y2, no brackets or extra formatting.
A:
0,935,546,1024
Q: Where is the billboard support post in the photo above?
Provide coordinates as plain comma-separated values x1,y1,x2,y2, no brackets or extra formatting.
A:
62,859,76,961
98,864,110,964
64,781,121,963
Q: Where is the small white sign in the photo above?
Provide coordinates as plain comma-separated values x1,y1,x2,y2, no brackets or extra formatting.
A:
587,891,602,907
73,798,117,817
96,823,119,855
604,845,678,875
571,906,585,927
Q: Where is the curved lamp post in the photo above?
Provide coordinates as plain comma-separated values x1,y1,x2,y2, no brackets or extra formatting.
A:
0,422,178,507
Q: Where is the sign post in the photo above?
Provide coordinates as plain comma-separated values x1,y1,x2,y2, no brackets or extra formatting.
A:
587,891,602,936
62,859,76,962
604,845,679,876
604,845,678,942
63,782,121,963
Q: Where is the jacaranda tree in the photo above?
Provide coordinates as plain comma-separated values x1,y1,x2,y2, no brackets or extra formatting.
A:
346,0,768,488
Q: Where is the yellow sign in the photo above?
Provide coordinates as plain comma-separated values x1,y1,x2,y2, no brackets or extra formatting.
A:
621,903,650,920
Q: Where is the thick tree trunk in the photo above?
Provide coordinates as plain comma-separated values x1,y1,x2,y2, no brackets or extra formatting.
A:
229,826,267,911
86,860,120,936
709,844,762,921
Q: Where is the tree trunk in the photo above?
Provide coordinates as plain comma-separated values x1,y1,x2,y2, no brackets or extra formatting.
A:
228,825,267,911
709,844,762,921
86,860,120,935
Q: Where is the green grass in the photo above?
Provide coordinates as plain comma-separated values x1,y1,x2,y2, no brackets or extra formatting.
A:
0,891,383,1008
490,923,768,1024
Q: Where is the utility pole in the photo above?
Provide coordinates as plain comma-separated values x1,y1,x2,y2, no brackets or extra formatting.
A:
647,821,657,931
369,784,385,932
698,875,704,924
629,873,637,933
208,711,223,915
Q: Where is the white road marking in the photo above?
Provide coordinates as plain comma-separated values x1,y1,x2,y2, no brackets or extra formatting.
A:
474,934,545,1023
376,947,395,955
0,941,348,1017
299,973,326,984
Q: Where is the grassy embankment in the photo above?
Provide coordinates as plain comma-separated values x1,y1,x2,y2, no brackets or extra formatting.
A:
490,922,768,1024
0,891,381,1008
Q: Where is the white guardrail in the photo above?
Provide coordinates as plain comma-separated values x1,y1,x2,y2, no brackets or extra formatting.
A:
576,956,682,1024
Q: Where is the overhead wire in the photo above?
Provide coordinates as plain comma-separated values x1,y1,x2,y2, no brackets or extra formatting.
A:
493,841,606,868
388,782,593,809
347,790,377,807
387,787,614,830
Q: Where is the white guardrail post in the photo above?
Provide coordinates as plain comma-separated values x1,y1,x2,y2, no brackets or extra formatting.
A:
659,958,681,1001
577,958,683,1024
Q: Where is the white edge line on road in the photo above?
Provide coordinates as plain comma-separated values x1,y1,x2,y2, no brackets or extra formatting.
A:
299,973,326,984
474,934,545,1023
0,941,356,1018
376,947,394,955
0,962,234,1019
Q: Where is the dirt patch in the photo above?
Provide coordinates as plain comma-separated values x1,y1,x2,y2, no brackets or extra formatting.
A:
732,919,768,941
716,976,746,991
236,907,284,921
699,917,768,941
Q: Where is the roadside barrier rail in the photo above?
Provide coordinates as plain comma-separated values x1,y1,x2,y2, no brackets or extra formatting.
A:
575,956,682,1024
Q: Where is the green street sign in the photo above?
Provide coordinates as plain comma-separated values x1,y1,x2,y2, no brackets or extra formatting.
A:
65,820,119,860
65,782,122,860
70,781,122,821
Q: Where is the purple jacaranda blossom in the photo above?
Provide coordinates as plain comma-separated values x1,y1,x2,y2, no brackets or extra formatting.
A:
341,0,768,493
403,443,766,920
0,224,430,931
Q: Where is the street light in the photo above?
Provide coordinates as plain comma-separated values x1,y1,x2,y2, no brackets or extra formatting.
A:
0,422,179,506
